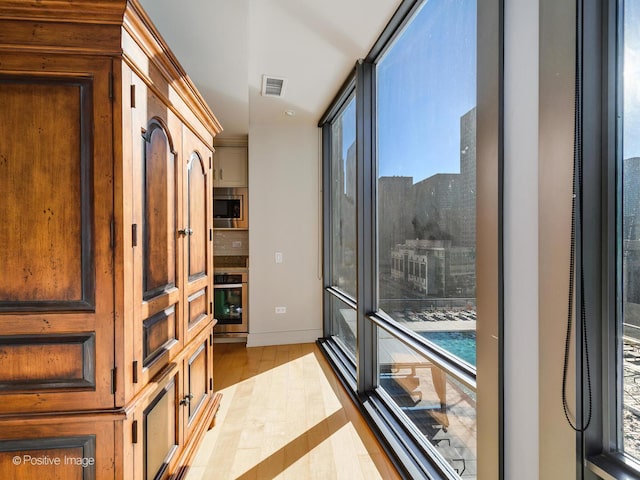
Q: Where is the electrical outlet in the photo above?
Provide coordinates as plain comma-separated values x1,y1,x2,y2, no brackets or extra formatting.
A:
275,306,286,314
275,252,283,264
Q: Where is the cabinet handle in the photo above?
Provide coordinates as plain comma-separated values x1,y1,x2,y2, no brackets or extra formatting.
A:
220,169,223,180
178,228,193,236
180,393,194,406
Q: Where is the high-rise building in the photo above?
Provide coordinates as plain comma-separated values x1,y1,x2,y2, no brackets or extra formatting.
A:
378,106,477,302
412,173,462,243
378,176,414,278
460,107,477,247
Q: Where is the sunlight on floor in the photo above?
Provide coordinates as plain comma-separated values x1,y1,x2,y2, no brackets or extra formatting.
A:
185,344,399,480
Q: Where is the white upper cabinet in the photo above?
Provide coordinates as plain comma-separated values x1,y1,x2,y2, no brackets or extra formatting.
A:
214,146,248,188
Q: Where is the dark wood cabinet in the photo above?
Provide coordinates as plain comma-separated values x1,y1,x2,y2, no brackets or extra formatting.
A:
0,2,222,478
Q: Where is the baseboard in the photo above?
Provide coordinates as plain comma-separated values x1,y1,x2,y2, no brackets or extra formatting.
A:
246,329,323,347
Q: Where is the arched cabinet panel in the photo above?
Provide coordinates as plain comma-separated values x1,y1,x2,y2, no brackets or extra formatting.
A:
143,120,177,301
182,128,213,344
187,152,207,281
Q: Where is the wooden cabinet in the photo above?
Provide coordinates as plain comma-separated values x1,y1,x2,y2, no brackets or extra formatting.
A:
0,1,222,479
213,145,248,188
130,324,217,480
0,54,115,415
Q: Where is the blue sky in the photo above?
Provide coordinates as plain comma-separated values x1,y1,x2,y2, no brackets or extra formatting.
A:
625,0,640,160
343,0,639,176
377,0,476,183
339,0,476,183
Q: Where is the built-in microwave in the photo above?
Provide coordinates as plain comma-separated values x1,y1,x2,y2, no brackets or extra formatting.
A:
213,187,248,229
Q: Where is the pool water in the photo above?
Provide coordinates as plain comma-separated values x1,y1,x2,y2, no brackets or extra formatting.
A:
419,330,476,366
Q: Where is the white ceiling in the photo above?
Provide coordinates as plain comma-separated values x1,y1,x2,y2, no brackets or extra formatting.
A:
138,0,401,137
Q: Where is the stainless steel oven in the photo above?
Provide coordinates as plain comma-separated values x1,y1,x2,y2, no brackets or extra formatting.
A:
213,271,248,334
213,187,248,229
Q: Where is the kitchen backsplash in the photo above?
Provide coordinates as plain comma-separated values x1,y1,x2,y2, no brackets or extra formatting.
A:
213,229,249,257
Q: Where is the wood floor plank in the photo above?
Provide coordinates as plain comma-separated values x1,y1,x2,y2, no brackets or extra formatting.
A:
186,343,400,480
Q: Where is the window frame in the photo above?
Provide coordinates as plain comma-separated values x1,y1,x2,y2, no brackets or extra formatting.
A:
584,0,640,478
319,0,504,477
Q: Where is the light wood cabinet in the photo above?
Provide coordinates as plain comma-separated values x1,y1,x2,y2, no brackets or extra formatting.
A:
0,1,222,478
213,146,248,188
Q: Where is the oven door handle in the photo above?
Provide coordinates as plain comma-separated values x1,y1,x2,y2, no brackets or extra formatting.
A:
214,283,244,288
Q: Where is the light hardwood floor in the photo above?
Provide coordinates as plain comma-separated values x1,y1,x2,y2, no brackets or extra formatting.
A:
186,342,401,480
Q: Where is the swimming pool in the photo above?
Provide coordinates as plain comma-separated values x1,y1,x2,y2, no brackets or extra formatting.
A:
419,330,476,366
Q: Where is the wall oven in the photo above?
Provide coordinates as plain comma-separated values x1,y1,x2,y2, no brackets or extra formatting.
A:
213,187,248,229
213,270,248,334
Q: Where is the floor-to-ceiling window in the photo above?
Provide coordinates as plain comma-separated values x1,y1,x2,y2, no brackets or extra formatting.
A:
582,0,640,478
320,0,501,478
329,93,358,358
375,1,477,476
618,0,640,463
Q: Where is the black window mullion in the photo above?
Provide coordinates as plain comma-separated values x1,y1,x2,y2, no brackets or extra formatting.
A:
322,122,333,337
356,59,378,394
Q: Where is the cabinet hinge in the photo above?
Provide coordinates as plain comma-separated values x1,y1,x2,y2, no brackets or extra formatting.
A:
110,217,115,249
210,228,213,241
111,367,117,394
132,420,138,444
209,378,213,391
132,360,138,384
209,156,212,170
130,84,136,108
132,224,138,247
210,301,213,315
209,334,213,346
108,71,114,99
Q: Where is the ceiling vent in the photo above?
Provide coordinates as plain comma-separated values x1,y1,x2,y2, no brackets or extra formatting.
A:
261,75,287,97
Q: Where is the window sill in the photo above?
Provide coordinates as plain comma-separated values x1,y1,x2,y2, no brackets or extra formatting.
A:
588,454,640,480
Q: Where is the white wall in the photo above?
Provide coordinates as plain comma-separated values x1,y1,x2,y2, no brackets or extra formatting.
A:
247,123,323,346
504,0,578,477
538,0,578,476
504,0,540,478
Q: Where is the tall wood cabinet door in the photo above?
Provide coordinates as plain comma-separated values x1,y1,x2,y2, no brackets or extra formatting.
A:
181,127,213,344
182,325,214,443
0,55,115,413
131,74,184,389
131,364,182,480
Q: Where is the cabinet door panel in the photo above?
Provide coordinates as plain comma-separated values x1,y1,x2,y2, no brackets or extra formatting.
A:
143,371,180,480
186,342,207,424
182,128,213,343
0,437,94,480
187,153,207,281
0,56,114,413
214,146,247,188
184,326,214,442
0,334,94,390
0,417,115,480
142,307,177,368
0,80,90,309
187,289,208,328
131,75,184,390
143,122,177,301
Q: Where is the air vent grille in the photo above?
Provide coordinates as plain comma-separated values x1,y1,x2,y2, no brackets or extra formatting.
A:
261,75,287,97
